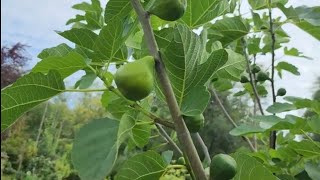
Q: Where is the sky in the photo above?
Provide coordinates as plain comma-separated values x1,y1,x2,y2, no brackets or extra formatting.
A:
1,0,319,110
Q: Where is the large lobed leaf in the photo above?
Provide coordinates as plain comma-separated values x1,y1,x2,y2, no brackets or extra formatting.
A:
229,115,313,136
57,28,98,50
33,52,87,79
208,16,250,46
181,0,230,28
37,43,73,59
72,113,136,180
155,24,228,115
72,118,120,180
1,71,65,132
93,18,134,62
104,0,132,24
232,152,280,180
115,151,166,180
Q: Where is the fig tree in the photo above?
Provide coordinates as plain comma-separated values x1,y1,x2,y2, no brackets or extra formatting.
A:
277,88,286,96
114,56,155,101
182,114,204,133
148,0,187,21
210,154,237,180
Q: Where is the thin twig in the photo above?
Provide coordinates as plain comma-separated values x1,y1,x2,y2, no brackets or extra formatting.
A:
35,102,49,146
268,0,277,149
193,133,211,162
130,0,207,179
241,38,265,116
210,88,256,152
156,124,183,156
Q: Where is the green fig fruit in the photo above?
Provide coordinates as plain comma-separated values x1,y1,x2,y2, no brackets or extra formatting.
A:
251,64,261,73
177,157,186,165
240,75,249,83
210,154,237,180
277,88,287,96
114,56,155,101
148,0,187,21
182,114,204,133
256,72,270,82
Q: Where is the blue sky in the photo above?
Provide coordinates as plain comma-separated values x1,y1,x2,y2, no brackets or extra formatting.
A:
1,0,319,111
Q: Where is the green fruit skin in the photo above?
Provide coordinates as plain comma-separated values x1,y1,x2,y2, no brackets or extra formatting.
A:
149,0,187,21
177,157,186,165
251,65,261,73
183,114,204,133
240,76,249,83
210,154,237,180
256,72,269,82
114,56,155,101
277,88,287,96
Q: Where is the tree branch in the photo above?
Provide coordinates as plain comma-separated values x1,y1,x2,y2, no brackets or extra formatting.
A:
268,0,277,149
241,38,265,116
156,124,183,156
210,87,256,152
192,133,211,162
130,0,207,179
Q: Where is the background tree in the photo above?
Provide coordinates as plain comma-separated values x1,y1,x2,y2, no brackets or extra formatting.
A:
1,43,29,89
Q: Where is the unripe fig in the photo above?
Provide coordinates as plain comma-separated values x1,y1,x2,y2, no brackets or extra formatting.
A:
210,154,237,180
277,88,286,96
151,106,158,112
177,157,186,165
148,0,187,21
114,56,155,101
240,75,249,83
182,114,204,133
256,71,270,82
251,64,261,73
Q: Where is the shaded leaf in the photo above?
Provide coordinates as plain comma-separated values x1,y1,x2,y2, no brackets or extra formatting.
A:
288,140,320,158
214,49,246,81
229,124,264,136
115,151,166,180
74,71,97,89
232,152,280,180
72,118,119,180
266,103,296,113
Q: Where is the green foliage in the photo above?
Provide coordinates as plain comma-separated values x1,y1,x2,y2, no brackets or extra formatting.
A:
115,151,166,180
1,71,65,132
1,0,320,179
